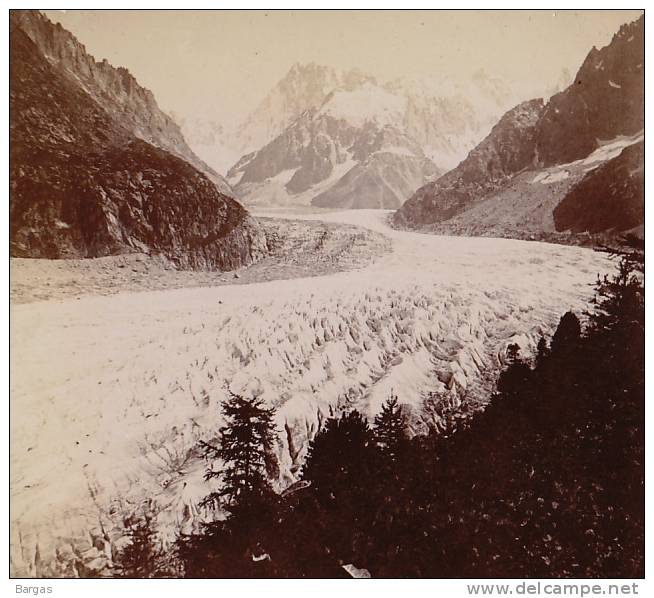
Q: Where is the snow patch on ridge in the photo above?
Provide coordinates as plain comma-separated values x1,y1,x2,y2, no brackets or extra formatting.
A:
532,170,570,185
375,145,418,158
583,132,643,166
530,131,644,184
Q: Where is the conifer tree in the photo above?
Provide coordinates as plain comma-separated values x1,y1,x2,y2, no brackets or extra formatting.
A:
302,409,374,503
199,391,277,518
373,393,408,461
301,409,376,563
536,336,549,363
497,343,531,400
589,250,644,338
114,508,162,578
550,311,581,354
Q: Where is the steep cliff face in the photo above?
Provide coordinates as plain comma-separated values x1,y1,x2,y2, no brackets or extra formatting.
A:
11,9,234,196
553,140,644,234
10,23,265,268
231,110,358,192
394,99,544,226
535,16,644,167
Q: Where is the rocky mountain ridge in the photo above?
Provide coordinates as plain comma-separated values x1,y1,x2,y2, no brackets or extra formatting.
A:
237,63,355,156
10,15,264,268
227,106,441,209
394,15,644,239
553,139,643,235
409,132,643,244
180,63,375,173
184,61,523,192
12,9,234,196
395,99,544,225
535,17,644,167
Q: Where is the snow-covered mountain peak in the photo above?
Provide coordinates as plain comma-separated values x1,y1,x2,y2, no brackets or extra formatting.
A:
317,82,408,128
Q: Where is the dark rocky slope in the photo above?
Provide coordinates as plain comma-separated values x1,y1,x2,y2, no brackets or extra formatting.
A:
231,110,358,193
394,99,544,225
394,15,643,237
10,24,264,268
553,140,644,234
535,16,644,167
11,9,234,196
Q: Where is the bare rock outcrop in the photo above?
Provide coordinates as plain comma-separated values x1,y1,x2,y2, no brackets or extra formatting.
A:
535,16,644,167
10,17,265,268
11,9,234,196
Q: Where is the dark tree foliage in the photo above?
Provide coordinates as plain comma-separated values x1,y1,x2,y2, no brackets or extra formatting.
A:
303,410,375,493
114,507,167,578
550,311,582,354
199,390,278,519
496,342,531,399
175,251,643,578
301,410,378,559
588,248,644,350
373,393,409,462
176,392,280,578
536,336,550,363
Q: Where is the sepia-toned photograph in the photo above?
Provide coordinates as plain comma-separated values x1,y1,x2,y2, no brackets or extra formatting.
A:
8,4,645,585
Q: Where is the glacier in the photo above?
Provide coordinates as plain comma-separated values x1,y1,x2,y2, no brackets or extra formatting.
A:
10,209,614,576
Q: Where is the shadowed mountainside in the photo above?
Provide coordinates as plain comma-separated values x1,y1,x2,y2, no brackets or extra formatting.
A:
10,19,265,269
11,9,234,196
553,140,644,234
534,17,644,166
394,99,544,225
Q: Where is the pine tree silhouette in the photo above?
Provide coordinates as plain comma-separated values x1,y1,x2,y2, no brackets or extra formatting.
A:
496,343,531,401
536,336,549,363
550,311,581,354
114,508,161,578
302,409,376,518
589,251,644,337
199,391,277,518
373,392,408,461
301,409,376,564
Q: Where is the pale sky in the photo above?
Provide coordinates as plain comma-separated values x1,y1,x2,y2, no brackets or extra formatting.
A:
44,9,643,126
